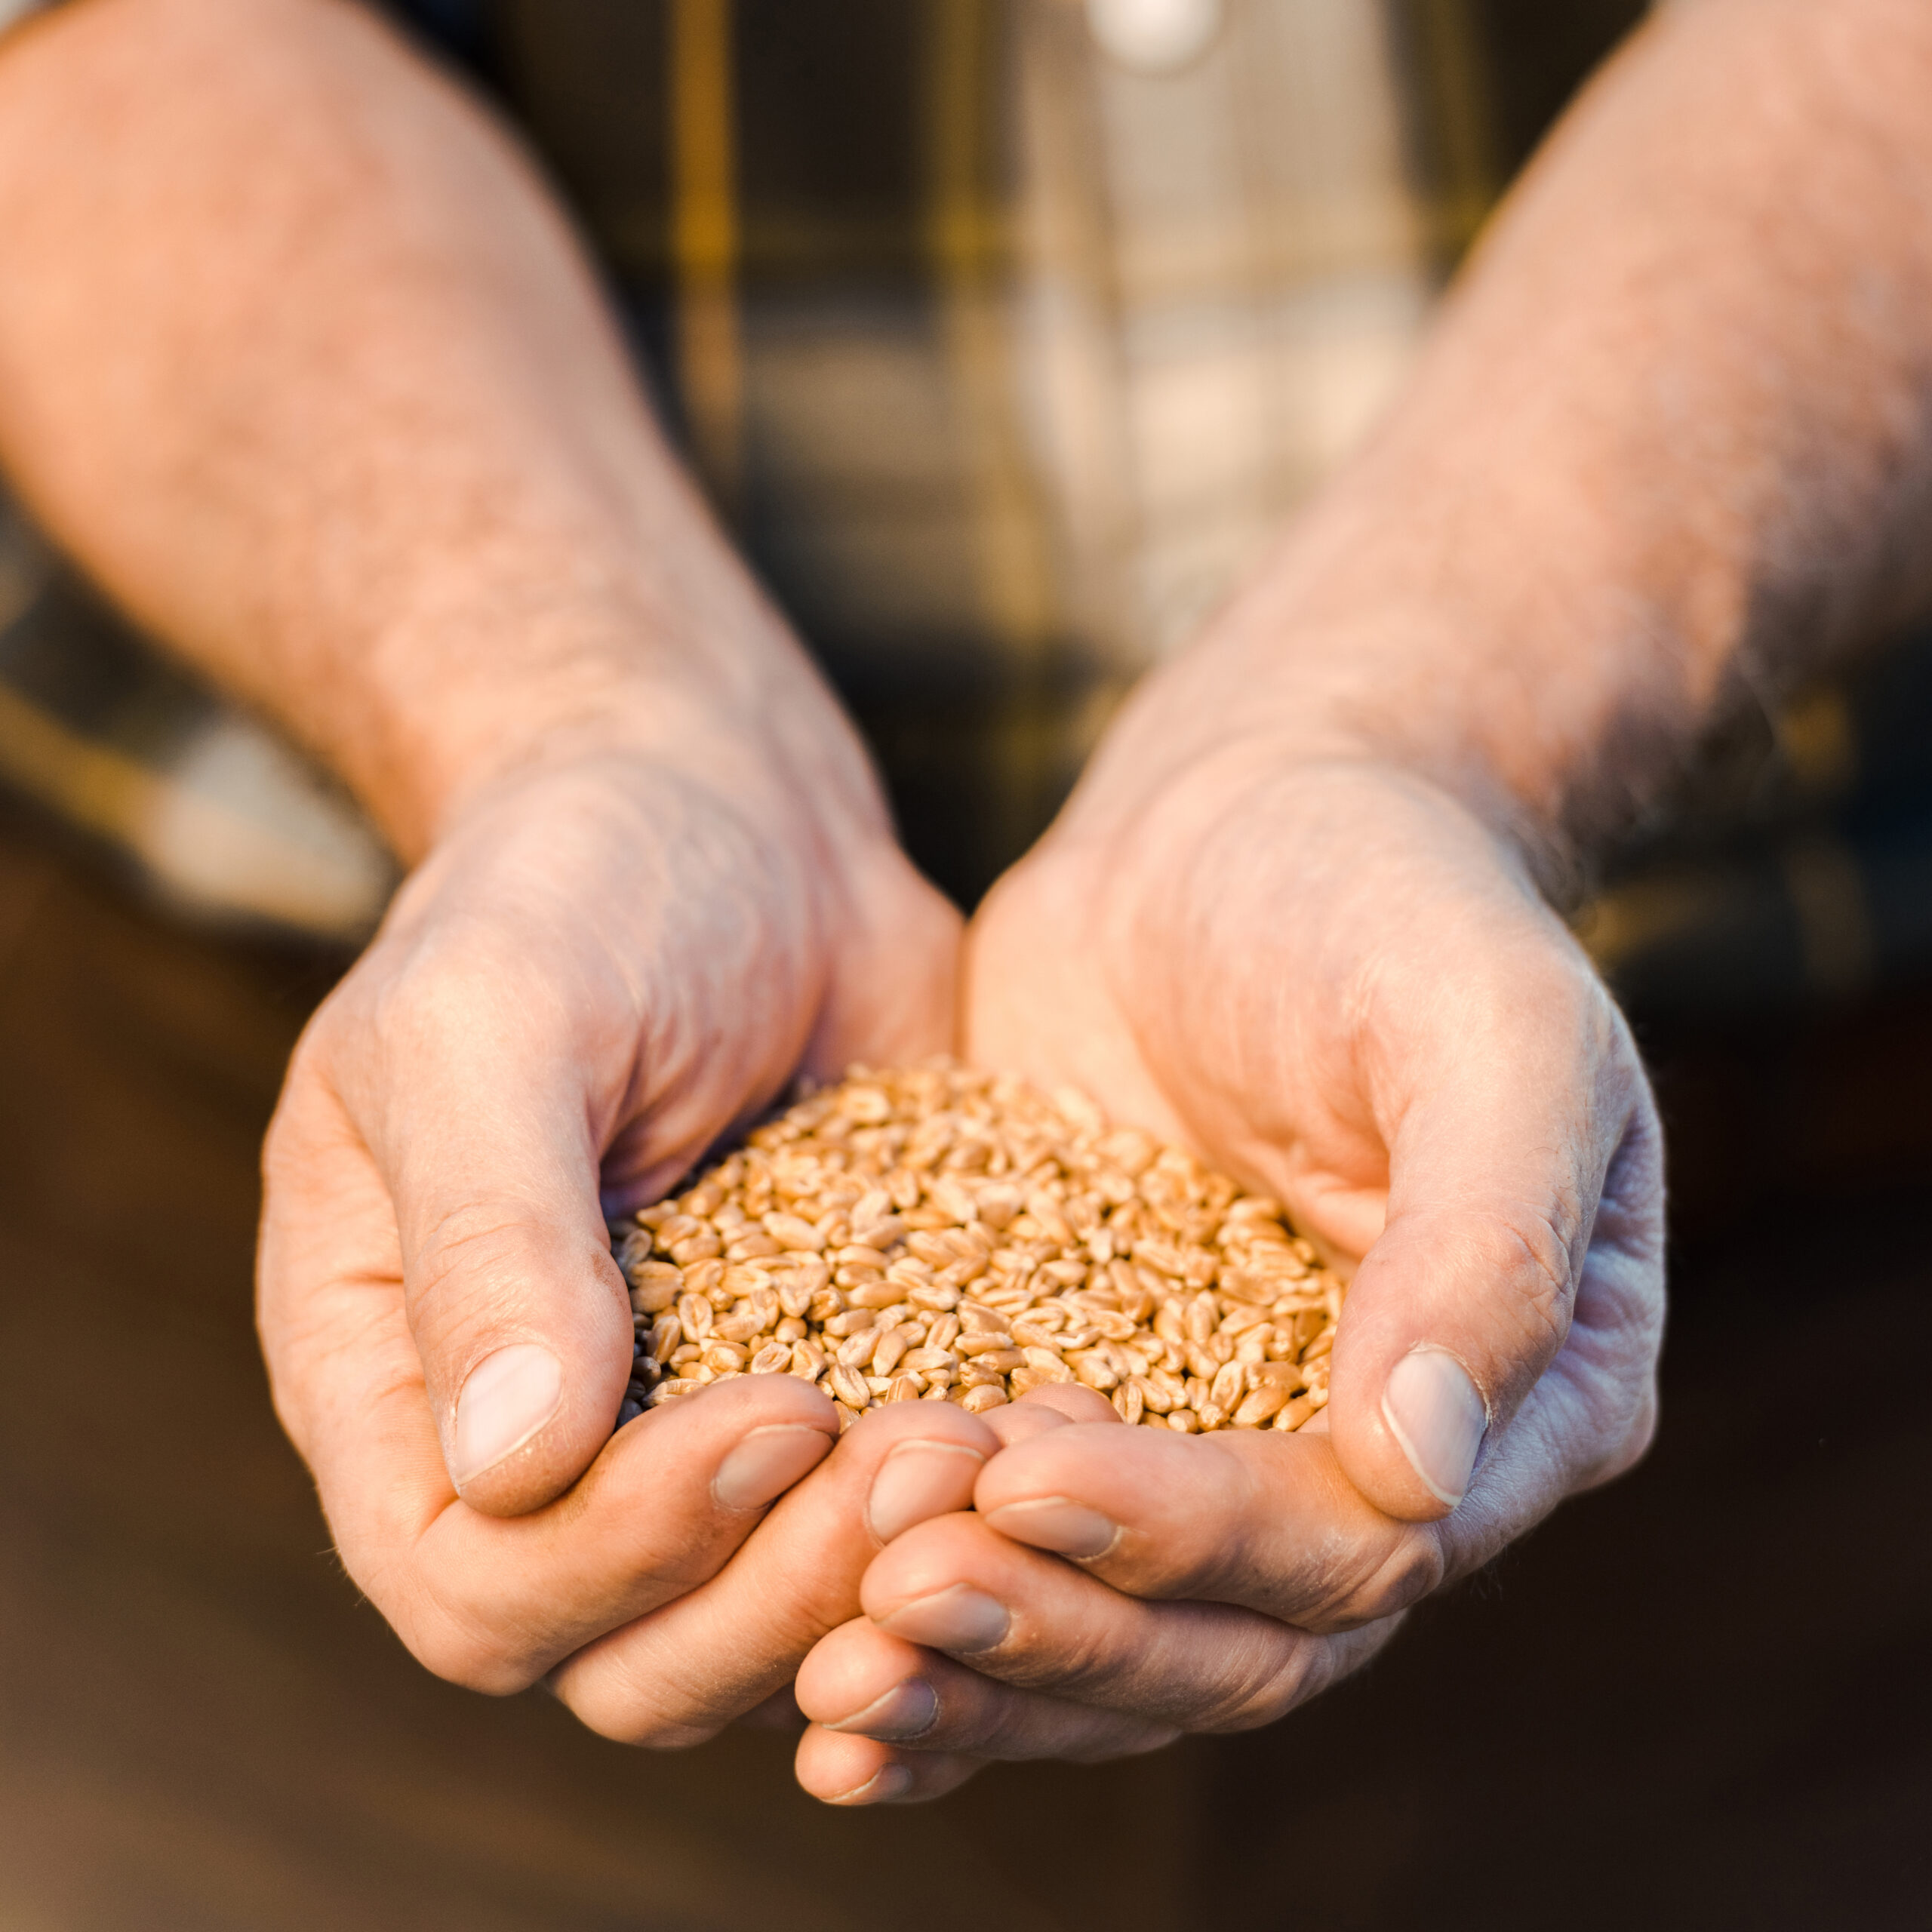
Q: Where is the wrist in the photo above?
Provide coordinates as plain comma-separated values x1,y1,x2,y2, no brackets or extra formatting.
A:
1078,528,1674,909
321,586,889,869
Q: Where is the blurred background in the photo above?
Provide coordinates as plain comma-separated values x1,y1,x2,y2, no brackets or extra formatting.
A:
2,2,1928,1924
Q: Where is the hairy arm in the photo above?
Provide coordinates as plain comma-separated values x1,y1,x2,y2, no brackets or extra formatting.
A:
813,0,1932,1801
0,0,964,1721
0,0,865,861
1125,0,1932,884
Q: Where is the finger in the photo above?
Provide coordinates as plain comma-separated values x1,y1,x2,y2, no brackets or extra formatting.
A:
974,1382,1115,1452
792,1727,983,1807
1329,935,1663,1521
548,1401,999,1745
292,961,638,1520
860,1512,1388,1732
1005,1383,1120,1429
971,1421,1442,1632
260,1090,843,1688
795,1617,1177,1762
735,1684,808,1733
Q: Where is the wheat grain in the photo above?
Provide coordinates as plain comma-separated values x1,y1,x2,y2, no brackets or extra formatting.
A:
613,1060,1346,1433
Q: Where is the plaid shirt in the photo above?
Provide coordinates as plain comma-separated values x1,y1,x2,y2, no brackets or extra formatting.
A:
23,0,1902,1031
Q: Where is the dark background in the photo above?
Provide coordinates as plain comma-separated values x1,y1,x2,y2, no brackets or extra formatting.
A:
6,1,1931,1925
5,781,1929,1929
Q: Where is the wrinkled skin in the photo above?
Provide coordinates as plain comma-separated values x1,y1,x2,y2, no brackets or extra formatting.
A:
257,747,985,1727
791,720,1664,1804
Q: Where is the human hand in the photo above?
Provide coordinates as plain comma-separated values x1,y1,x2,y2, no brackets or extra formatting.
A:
257,724,961,1719
787,701,1663,1800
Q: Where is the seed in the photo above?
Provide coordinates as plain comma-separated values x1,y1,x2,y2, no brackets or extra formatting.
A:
1072,1350,1118,1391
627,1260,682,1313
828,1364,871,1408
764,1213,826,1251
612,1061,1347,1435
1210,1360,1246,1413
1132,1374,1174,1415
836,1330,878,1369
681,1260,726,1299
955,1331,1016,1356
1234,1382,1292,1426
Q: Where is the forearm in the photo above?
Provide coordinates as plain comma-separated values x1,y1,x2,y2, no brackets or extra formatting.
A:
0,0,872,861
1094,0,1932,883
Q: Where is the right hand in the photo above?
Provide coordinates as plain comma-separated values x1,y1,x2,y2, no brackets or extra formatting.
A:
256,728,962,1715
790,719,1664,1800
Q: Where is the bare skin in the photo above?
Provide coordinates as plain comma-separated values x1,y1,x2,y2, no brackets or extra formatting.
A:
0,0,965,1706
0,0,1927,1799
793,0,1932,1799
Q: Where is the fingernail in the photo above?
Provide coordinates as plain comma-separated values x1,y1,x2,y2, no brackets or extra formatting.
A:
877,1585,1009,1654
1382,1346,1488,1506
983,1497,1118,1559
867,1440,985,1543
829,1762,913,1806
452,1344,563,1487
713,1424,833,1510
826,1678,939,1741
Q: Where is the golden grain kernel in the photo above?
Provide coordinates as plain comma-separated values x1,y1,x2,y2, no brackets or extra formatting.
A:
611,1063,1345,1435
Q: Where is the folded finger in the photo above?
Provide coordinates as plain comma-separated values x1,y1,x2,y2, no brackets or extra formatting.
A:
792,1727,984,1807
1328,942,1663,1523
860,1513,1392,1732
795,1617,1177,1762
972,1420,1443,1632
549,1401,999,1745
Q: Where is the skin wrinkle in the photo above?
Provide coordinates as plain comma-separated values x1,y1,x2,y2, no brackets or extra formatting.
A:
24,0,1932,1795
877,11,1932,1769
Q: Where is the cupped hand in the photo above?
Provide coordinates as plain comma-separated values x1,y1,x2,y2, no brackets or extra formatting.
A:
789,709,1663,1799
257,734,960,1718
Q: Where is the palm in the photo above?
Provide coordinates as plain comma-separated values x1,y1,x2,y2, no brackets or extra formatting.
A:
968,755,1664,1505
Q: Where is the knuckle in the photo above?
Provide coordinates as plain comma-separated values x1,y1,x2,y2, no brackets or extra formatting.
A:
1462,1200,1577,1367
1500,1203,1577,1336
1192,1613,1398,1733
1184,1623,1326,1732
401,1606,541,1697
1583,1377,1660,1491
381,1552,555,1697
1297,1530,1444,1632
555,1661,726,1751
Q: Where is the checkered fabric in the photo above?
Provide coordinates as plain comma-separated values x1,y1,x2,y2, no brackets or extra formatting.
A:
24,0,1917,1029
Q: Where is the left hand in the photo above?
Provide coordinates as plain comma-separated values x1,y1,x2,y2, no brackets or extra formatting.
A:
786,703,1666,1803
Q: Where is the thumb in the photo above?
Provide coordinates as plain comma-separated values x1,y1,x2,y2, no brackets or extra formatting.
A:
349,1012,637,1519
1324,970,1660,1524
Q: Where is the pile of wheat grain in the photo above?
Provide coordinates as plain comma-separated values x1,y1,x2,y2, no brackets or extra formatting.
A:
614,1060,1343,1434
